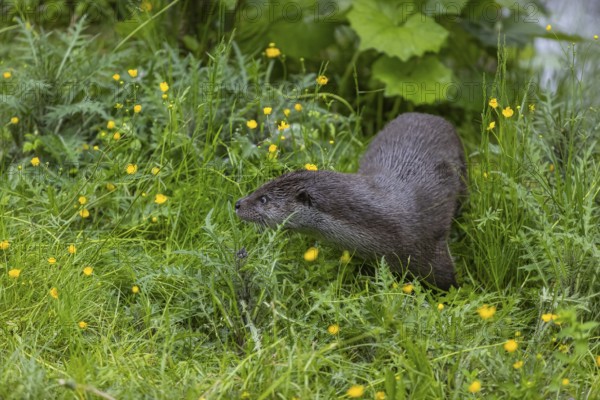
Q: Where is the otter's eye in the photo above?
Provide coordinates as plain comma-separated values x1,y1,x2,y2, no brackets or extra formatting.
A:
259,195,268,204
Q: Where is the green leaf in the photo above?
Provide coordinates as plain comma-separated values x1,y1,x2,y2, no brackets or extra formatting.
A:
372,55,454,104
424,0,469,15
347,0,448,61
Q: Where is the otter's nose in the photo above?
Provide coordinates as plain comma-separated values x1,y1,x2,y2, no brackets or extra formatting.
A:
235,200,241,211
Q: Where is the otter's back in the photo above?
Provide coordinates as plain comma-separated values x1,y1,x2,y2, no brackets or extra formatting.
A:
358,113,464,183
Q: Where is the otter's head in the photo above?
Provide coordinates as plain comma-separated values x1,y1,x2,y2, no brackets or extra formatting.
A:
235,170,325,229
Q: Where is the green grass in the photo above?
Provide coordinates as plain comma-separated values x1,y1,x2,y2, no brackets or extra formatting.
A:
1,18,599,400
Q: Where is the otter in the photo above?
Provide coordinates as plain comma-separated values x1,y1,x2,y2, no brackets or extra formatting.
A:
235,112,466,290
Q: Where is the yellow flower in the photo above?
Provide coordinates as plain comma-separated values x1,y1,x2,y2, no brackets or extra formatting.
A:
488,98,498,109
112,73,120,81
162,94,168,100
340,250,351,263
265,45,281,58
30,157,40,167
437,303,444,311
68,244,77,254
3,71,12,79
132,285,140,294
305,163,318,171
10,116,19,124
375,391,386,400
246,119,258,129
277,121,289,131
79,209,90,218
477,304,496,320
115,103,123,109
546,24,552,31
151,216,158,223
128,69,138,78
154,194,168,205
82,143,90,150
504,339,518,353
49,287,59,299
113,132,121,140
513,360,523,369
268,144,277,153
107,120,116,129
106,183,116,191
304,247,319,261
316,75,328,86
468,380,481,393
528,104,535,112
78,321,88,329
78,196,87,205
93,145,99,151
595,355,600,367
160,81,169,92
486,121,495,130
263,107,272,115
561,378,569,386
402,283,414,294
502,106,514,118
541,313,553,322
347,385,364,398
327,324,339,335
294,103,302,112
283,108,291,117
83,266,93,276
126,164,138,174
0,240,9,250
48,257,57,264
8,269,21,278
151,167,160,175
594,35,599,40
133,104,142,113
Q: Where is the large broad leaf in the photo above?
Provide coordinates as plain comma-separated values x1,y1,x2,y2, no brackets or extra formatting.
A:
347,0,448,61
372,55,454,105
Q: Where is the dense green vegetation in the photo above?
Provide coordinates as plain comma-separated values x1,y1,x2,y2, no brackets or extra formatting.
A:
0,1,598,399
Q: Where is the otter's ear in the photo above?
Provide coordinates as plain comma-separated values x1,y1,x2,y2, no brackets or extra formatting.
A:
296,188,313,207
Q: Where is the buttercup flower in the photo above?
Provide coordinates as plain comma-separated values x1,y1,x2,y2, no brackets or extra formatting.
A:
504,339,518,353
112,73,120,81
513,360,523,369
126,164,138,174
68,244,76,254
246,119,258,129
151,167,160,175
477,304,496,319
8,269,21,278
154,194,168,204
316,75,328,86
277,121,289,131
107,120,116,129
31,157,40,167
304,247,318,261
268,144,277,153
502,107,514,118
347,385,364,398
78,321,88,329
340,250,351,263
265,43,281,58
79,209,90,218
160,82,169,92
132,285,140,294
128,69,138,78
327,324,339,335
437,303,444,311
305,163,318,171
48,257,57,264
283,108,291,117
402,283,414,294
113,132,121,140
3,71,12,79
78,196,87,205
0,240,9,250
546,24,552,31
49,287,59,299
263,107,272,115
489,98,498,109
83,266,93,276
487,121,495,130
375,392,386,400
133,104,142,113
468,380,481,393
10,116,19,124
294,103,302,112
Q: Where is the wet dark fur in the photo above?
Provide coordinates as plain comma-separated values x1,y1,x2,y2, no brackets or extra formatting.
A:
236,113,466,290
